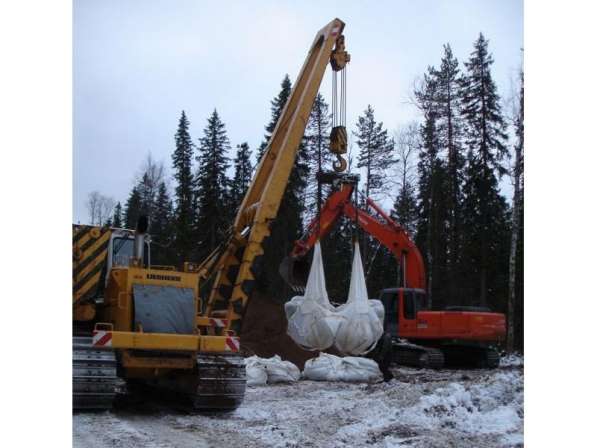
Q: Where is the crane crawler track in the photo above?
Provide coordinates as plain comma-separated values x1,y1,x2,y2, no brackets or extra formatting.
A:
73,337,120,410
138,352,247,412
193,353,246,411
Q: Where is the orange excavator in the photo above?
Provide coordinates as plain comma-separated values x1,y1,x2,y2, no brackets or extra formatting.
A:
280,176,506,368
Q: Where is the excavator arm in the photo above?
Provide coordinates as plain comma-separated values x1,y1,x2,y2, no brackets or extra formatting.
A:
283,182,426,291
203,19,350,334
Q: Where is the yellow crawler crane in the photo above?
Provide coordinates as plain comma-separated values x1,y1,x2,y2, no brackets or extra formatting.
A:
73,219,245,410
72,18,350,411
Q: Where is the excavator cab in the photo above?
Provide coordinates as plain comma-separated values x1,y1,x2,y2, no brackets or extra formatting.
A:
379,288,429,333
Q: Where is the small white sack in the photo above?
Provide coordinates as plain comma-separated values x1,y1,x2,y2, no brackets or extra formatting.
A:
245,356,268,386
285,242,344,351
334,243,385,355
245,355,300,386
302,353,382,383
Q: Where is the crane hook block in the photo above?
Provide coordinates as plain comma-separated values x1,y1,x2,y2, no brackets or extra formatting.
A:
330,35,350,72
330,126,348,155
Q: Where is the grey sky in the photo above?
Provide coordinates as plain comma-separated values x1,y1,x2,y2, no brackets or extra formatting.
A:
73,0,523,224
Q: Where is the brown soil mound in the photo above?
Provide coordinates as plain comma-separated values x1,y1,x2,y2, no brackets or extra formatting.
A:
240,290,318,370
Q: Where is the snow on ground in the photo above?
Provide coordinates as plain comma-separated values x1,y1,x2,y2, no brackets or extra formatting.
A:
74,357,523,448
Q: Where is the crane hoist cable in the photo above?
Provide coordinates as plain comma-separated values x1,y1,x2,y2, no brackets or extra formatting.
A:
329,34,350,173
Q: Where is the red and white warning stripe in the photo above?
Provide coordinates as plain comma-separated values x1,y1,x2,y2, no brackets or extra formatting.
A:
225,336,240,352
92,330,113,347
209,318,228,328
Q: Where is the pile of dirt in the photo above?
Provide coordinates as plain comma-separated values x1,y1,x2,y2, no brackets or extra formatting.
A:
240,290,318,369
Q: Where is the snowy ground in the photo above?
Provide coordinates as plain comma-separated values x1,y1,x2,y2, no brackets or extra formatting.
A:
73,356,523,448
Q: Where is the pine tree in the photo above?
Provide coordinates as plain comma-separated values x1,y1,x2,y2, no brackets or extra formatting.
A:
436,44,466,303
112,202,123,228
171,110,195,262
124,186,142,229
414,68,449,309
151,182,174,265
193,109,231,259
459,33,510,308
230,142,253,212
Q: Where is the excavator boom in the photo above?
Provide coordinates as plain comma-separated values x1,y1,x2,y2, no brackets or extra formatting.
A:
282,181,426,291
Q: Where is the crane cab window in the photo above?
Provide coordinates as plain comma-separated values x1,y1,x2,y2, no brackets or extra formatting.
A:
112,237,149,267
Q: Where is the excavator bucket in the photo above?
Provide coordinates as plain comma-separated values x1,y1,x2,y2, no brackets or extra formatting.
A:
279,255,310,294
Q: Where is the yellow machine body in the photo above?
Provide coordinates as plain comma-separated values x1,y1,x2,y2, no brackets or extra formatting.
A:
73,225,238,377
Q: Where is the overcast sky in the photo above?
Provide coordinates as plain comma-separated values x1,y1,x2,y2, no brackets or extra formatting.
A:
73,0,523,224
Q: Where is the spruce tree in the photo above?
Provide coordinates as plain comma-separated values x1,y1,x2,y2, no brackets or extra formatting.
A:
257,74,292,161
124,186,142,229
193,109,231,259
304,93,333,221
151,182,174,265
256,75,310,301
320,216,353,300
172,110,195,262
230,142,253,212
392,122,419,238
459,33,510,308
136,154,166,219
353,105,395,201
353,105,394,269
112,202,123,228
392,181,417,237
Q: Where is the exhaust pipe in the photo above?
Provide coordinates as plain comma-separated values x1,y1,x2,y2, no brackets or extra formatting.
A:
133,215,149,265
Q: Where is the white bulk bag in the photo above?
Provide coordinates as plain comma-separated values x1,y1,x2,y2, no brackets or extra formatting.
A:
285,242,344,351
302,353,382,383
245,355,300,386
334,243,385,355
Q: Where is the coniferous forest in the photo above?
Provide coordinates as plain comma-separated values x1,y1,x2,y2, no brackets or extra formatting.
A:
89,35,523,351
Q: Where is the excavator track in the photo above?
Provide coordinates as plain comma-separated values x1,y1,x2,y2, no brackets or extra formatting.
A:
441,345,501,369
73,337,120,410
392,341,445,369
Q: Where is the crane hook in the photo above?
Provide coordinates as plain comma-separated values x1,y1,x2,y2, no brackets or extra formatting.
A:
333,154,347,172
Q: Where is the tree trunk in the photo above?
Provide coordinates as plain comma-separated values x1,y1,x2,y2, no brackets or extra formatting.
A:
507,147,522,352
